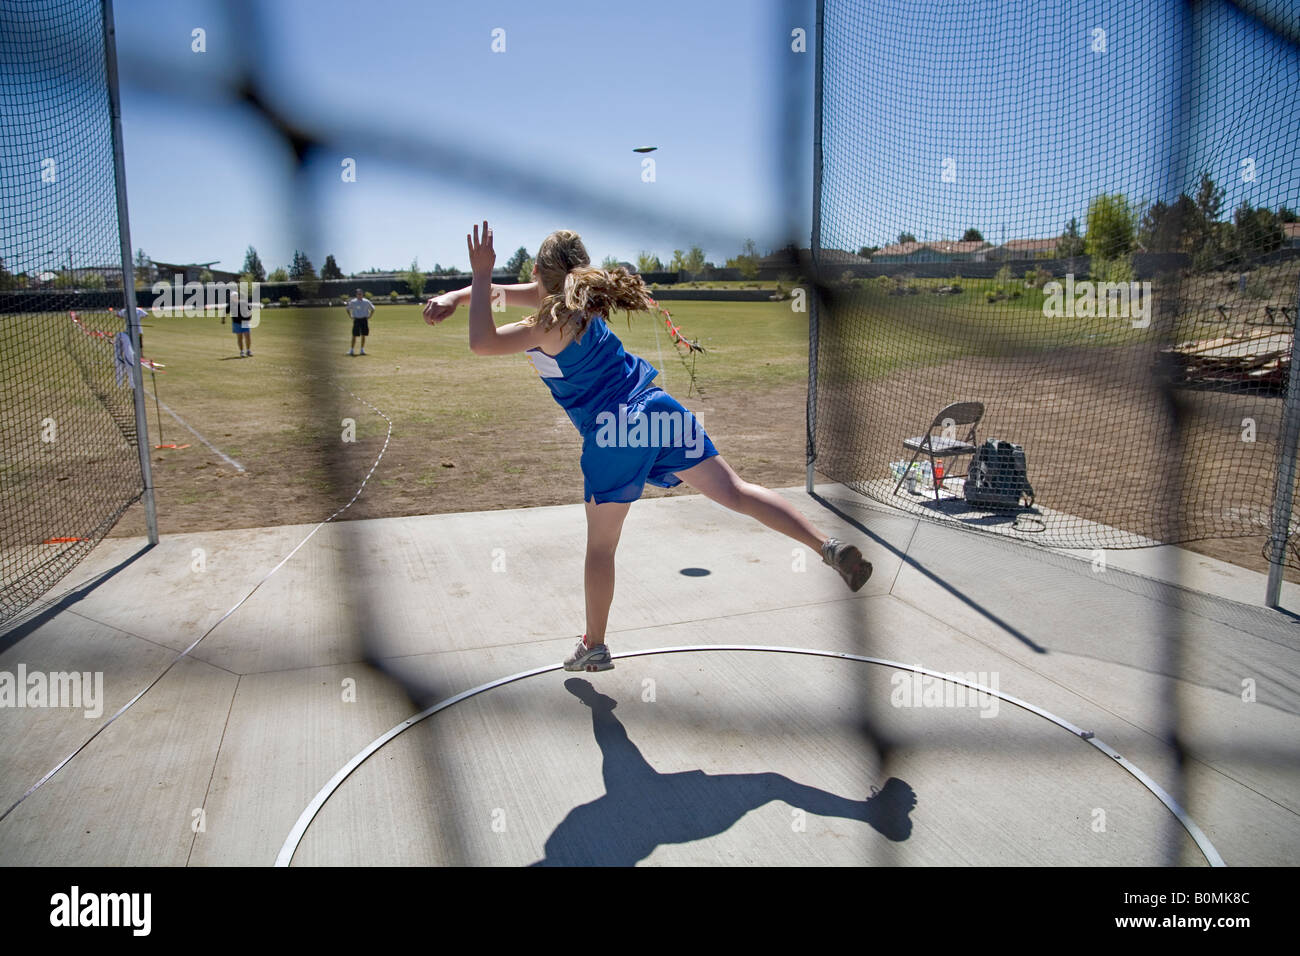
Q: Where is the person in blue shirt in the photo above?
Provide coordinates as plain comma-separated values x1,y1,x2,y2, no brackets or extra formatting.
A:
423,222,871,672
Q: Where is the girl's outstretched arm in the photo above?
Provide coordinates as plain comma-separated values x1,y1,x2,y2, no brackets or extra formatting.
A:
424,281,542,320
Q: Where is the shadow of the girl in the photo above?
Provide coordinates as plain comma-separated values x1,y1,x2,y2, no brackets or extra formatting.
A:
530,678,918,866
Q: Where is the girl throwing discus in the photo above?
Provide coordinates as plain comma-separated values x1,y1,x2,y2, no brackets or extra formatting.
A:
424,221,872,672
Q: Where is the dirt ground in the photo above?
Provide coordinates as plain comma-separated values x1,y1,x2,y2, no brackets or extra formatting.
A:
73,298,1294,586
106,367,1296,583
815,341,1298,580
108,377,809,535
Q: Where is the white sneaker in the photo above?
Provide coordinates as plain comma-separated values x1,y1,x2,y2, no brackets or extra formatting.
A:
360,348,367,355
347,349,354,356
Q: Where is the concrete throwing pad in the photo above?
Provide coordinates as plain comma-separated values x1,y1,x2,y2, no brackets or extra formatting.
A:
1,483,1297,866
288,649,1198,866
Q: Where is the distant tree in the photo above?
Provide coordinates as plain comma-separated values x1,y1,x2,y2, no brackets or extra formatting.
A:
133,247,154,278
669,249,687,272
1233,202,1285,260
504,246,530,277
1056,217,1086,259
1138,195,1196,253
962,228,984,242
321,254,343,280
289,250,317,280
517,256,535,284
858,246,879,258
198,268,213,283
405,258,426,299
1279,205,1298,224
600,255,622,270
54,270,107,289
1193,172,1224,228
636,250,664,273
0,257,14,290
725,239,760,279
1084,194,1136,261
267,266,289,282
241,246,266,282
1184,172,1227,270
898,232,917,245
685,245,707,274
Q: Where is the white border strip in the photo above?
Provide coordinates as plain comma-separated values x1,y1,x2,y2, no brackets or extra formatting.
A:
275,644,1225,867
144,388,245,472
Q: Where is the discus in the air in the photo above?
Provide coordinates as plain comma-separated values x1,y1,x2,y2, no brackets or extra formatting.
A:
632,146,658,153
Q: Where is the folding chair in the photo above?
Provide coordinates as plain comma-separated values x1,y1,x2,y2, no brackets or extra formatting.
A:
893,401,984,502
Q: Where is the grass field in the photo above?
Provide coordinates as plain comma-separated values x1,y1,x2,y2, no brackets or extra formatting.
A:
98,300,812,537
8,280,1297,583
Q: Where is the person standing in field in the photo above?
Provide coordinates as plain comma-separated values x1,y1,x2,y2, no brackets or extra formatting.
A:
345,288,374,356
228,290,252,357
116,305,148,354
423,222,873,673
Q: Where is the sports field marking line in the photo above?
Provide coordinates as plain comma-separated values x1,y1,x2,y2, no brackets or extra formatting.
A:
651,314,668,386
275,644,1224,868
143,388,245,472
0,376,393,827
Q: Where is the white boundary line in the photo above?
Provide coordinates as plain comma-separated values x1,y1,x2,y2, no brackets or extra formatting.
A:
144,388,245,472
0,375,392,825
275,645,1225,868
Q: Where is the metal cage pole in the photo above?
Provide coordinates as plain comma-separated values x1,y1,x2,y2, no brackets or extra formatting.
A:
806,0,825,495
1265,277,1300,607
102,0,158,545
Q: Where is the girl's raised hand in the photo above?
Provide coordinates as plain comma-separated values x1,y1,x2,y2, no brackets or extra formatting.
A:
467,220,495,276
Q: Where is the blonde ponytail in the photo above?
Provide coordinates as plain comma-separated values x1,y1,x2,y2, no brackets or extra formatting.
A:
527,231,656,342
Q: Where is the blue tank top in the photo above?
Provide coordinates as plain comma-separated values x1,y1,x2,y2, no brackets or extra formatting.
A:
525,315,659,434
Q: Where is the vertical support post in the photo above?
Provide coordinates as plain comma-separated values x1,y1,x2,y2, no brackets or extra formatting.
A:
1265,278,1300,607
102,0,158,545
806,0,825,495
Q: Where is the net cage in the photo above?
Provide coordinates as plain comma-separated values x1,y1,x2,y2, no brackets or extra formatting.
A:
0,0,147,624
0,0,1294,869
808,0,1300,561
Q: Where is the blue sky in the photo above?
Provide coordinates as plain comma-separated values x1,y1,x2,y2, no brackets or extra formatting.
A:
819,0,1299,251
107,0,815,277
4,0,1295,277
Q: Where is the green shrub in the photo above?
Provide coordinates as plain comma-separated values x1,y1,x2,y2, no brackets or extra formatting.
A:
278,296,291,308
1091,256,1135,284
1244,272,1272,299
388,290,399,302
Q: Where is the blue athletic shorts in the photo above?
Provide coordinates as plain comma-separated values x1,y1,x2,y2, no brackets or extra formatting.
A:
581,387,719,504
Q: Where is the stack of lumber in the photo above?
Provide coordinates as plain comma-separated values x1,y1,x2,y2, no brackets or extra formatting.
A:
1166,328,1293,388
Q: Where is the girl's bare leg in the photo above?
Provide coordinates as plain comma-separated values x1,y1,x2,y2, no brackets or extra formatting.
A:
584,498,631,646
674,456,827,553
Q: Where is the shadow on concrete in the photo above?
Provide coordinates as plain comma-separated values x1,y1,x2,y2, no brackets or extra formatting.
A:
531,678,917,866
0,542,155,653
810,490,1048,653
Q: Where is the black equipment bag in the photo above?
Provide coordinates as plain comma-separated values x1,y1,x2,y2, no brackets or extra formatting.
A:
964,439,1034,510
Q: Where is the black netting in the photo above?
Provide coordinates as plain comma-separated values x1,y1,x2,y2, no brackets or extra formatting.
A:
810,0,1300,552
0,0,143,623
